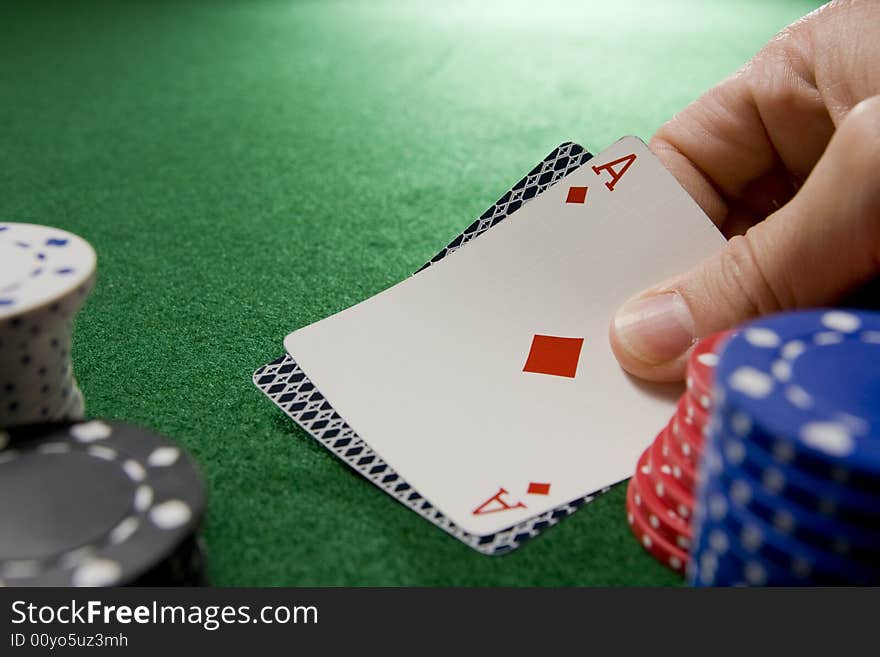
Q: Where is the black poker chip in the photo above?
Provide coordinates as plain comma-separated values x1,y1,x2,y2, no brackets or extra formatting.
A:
0,419,207,586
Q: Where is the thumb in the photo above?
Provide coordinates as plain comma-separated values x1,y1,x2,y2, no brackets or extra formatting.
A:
610,95,880,381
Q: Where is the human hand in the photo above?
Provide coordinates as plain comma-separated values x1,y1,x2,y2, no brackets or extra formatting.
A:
609,0,880,381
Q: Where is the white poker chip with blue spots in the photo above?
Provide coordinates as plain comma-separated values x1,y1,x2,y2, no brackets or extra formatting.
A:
0,420,205,586
0,223,96,318
715,309,880,480
1,222,97,427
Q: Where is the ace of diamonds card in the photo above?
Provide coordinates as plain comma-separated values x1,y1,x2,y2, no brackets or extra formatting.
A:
274,137,724,544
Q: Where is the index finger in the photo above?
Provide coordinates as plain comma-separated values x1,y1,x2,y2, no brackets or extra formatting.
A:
649,15,835,228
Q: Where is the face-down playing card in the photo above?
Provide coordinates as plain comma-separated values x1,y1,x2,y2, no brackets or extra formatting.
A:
255,142,598,554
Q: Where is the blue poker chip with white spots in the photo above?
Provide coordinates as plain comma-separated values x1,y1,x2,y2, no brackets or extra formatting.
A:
689,503,813,587
689,309,880,586
713,412,880,524
693,470,880,585
715,309,880,481
712,440,880,563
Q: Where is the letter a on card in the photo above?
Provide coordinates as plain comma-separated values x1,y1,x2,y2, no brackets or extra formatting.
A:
592,153,637,191
472,488,526,515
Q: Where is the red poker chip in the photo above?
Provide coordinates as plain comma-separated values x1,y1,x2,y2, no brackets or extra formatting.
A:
670,397,704,465
668,415,700,470
685,330,733,408
666,424,697,469
633,439,692,551
683,390,709,428
646,433,694,520
659,421,698,493
626,476,687,575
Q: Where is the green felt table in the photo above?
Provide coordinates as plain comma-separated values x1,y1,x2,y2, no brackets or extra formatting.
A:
2,0,823,586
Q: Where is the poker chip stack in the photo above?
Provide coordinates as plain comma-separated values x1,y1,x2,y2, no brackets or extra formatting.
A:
689,309,880,586
1,222,209,586
0,223,96,426
625,331,731,575
0,420,208,586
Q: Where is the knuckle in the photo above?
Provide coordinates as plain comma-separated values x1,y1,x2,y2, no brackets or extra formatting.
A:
842,98,880,264
715,234,788,316
841,96,880,164
752,27,815,116
837,98,880,245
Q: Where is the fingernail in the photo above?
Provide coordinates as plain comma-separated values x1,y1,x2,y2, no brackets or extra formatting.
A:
613,292,695,364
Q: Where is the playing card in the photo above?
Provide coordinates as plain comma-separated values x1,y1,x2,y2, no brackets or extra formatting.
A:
279,136,725,538
414,142,593,273
254,142,598,554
